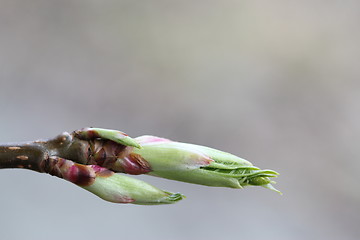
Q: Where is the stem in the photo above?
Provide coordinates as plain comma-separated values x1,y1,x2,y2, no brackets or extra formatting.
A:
0,142,48,172
0,132,91,173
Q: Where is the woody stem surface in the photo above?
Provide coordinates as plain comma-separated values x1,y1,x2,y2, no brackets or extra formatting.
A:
0,132,90,173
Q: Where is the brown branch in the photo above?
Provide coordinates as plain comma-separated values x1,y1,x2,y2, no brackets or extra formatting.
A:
0,132,91,173
0,142,48,172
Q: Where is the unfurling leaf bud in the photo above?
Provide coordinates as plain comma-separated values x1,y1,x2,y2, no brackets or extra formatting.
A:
132,136,280,193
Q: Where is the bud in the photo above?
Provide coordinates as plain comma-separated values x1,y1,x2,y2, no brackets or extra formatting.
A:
83,166,184,205
44,157,184,205
74,127,141,148
132,136,280,193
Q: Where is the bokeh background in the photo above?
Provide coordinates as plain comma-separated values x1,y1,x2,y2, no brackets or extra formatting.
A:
0,1,359,239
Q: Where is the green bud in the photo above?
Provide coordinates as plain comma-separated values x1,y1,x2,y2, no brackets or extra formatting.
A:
82,166,184,205
74,127,141,148
133,136,280,193
45,157,184,205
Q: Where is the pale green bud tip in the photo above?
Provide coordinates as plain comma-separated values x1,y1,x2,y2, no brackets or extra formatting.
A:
82,168,184,205
262,183,282,195
119,136,142,149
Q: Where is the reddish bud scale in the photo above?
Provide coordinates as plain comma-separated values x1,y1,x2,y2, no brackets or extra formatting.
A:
66,164,95,186
117,153,152,175
87,140,127,167
84,129,99,139
86,139,152,175
91,165,114,178
42,157,115,187
73,128,102,140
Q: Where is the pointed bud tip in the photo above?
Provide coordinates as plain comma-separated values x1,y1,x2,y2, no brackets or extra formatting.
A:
262,183,282,195
121,136,142,148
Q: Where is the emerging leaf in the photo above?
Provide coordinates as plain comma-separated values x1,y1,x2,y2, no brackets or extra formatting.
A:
132,136,280,193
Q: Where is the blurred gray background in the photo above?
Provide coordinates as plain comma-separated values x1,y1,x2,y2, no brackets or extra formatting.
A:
0,1,359,239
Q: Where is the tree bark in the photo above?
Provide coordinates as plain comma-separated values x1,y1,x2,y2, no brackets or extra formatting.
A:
0,132,91,174
0,142,48,172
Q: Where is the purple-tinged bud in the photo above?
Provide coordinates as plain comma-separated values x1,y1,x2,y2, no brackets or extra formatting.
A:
44,157,184,205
